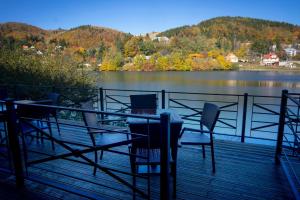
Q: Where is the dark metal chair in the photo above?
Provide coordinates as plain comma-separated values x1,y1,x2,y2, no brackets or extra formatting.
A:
0,87,8,142
129,94,157,114
47,93,61,135
81,101,129,175
180,102,220,172
17,103,55,147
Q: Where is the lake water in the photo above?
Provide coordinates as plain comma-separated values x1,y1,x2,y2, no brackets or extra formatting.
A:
98,71,300,96
96,71,300,144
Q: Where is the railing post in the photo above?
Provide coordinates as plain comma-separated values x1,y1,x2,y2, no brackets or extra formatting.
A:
275,90,288,164
160,112,170,200
161,90,165,109
5,99,24,188
241,93,248,143
99,87,104,122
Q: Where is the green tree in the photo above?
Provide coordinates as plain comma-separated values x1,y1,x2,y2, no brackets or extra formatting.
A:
139,40,156,55
124,37,142,57
100,48,123,71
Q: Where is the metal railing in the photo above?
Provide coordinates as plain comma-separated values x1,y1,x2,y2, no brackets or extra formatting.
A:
275,90,300,200
0,99,172,199
1,84,288,144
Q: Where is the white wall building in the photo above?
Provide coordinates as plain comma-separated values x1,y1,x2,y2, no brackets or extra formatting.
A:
284,48,297,57
226,53,239,63
261,53,279,66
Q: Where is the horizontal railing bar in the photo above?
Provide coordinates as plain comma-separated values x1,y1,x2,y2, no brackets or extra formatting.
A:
14,102,159,120
169,98,238,104
167,91,243,96
252,112,280,116
104,88,161,93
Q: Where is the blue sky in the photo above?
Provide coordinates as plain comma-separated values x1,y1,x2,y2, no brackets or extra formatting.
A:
1,0,300,35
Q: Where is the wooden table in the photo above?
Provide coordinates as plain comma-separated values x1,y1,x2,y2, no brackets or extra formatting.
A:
127,109,183,173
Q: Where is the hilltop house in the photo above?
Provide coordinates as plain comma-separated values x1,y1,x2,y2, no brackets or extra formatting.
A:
284,47,297,57
261,53,279,66
226,53,238,63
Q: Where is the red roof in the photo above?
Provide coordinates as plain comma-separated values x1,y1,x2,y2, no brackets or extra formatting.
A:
263,53,278,59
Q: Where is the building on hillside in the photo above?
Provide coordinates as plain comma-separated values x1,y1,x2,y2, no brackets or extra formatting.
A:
284,47,297,57
279,61,296,68
22,45,29,50
261,53,279,66
83,63,91,67
151,36,170,44
226,53,238,63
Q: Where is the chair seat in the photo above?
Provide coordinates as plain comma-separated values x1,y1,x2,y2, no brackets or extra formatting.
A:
180,131,211,145
95,132,130,148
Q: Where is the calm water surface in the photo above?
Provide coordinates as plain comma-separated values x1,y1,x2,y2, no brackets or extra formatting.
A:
98,71,300,96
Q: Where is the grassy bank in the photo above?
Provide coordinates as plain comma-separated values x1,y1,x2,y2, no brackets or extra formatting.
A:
238,64,300,72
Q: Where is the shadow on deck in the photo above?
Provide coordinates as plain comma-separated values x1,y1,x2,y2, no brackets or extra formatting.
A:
0,124,294,200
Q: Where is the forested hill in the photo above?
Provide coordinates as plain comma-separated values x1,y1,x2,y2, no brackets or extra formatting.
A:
0,22,49,40
49,25,131,49
0,23,131,49
159,16,300,44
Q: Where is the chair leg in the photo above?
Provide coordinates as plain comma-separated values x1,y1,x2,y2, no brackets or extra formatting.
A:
93,150,98,175
202,145,206,158
54,116,61,135
21,134,29,176
211,144,216,173
47,121,55,151
172,163,177,198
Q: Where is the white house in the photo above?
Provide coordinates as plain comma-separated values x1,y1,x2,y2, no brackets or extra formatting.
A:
36,50,43,55
226,53,238,63
284,48,297,57
261,53,279,66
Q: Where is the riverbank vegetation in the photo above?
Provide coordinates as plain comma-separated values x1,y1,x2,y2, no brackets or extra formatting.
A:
0,45,95,101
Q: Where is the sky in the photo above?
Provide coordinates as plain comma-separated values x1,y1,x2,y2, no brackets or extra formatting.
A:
1,0,300,35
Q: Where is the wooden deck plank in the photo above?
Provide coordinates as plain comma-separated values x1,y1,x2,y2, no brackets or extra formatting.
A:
0,124,295,200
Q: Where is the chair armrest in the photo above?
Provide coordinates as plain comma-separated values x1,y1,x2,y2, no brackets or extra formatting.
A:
179,127,210,138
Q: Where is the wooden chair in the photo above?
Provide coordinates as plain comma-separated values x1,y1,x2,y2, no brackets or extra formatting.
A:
180,102,220,172
81,101,129,175
130,94,157,114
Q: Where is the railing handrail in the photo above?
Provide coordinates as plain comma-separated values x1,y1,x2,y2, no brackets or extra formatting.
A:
0,83,287,98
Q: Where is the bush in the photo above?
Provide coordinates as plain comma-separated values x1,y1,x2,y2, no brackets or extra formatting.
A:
0,48,95,102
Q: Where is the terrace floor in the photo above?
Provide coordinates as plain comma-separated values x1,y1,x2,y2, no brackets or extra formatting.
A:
0,124,295,200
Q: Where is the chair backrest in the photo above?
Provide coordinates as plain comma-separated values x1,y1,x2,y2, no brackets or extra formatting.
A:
201,102,220,132
130,94,157,113
47,93,60,105
81,101,99,133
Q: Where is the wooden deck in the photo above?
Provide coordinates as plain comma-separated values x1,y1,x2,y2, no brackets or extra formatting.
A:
0,124,295,200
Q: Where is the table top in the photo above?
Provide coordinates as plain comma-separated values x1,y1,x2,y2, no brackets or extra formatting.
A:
127,109,183,124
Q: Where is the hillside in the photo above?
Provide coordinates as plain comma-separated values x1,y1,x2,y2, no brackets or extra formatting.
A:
0,22,49,39
49,25,131,49
1,17,300,72
160,16,300,43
